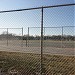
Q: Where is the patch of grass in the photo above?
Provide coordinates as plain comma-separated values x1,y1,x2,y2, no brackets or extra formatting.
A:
43,54,75,75
0,51,41,74
0,51,75,75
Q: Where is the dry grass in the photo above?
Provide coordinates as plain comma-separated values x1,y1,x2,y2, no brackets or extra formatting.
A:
0,51,75,75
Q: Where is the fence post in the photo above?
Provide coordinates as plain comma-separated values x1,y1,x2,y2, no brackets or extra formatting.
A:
7,28,8,46
27,27,29,47
61,26,63,48
21,27,23,47
41,7,43,75
26,35,27,47
44,27,45,36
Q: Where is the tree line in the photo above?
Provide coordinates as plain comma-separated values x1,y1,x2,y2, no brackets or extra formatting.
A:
23,35,75,41
0,32,75,41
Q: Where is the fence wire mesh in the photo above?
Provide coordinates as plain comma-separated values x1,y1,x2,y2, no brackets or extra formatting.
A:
0,28,7,46
0,28,23,47
0,4,75,75
43,5,75,75
43,27,75,75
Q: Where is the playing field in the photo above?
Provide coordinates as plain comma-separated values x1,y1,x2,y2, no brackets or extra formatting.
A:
0,40,75,56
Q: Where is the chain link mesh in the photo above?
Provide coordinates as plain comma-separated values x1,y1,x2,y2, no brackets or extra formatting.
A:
42,5,75,75
0,4,75,75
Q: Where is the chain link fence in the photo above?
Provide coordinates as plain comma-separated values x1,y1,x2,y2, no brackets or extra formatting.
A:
0,28,23,47
27,26,75,48
0,3,75,75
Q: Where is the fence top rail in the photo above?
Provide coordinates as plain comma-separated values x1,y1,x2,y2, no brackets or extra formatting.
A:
0,3,75,13
0,28,23,29
44,26,75,28
28,26,75,28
